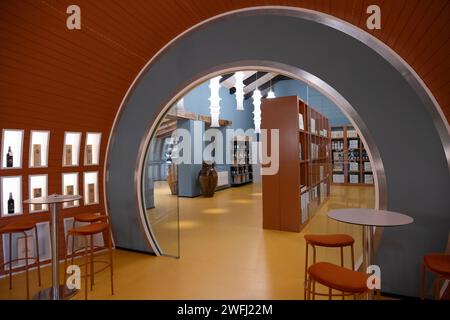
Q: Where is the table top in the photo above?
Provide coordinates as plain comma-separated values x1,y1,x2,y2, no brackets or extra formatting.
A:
327,208,414,227
24,194,82,204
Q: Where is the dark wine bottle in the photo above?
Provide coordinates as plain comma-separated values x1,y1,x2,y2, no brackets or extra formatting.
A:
8,192,14,214
6,146,13,167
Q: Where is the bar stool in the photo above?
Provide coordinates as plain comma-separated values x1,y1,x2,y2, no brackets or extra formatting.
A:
304,234,355,299
305,262,378,300
71,213,110,287
420,253,450,300
64,221,114,299
0,221,41,299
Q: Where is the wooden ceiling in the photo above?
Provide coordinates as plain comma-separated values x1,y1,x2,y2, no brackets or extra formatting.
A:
0,0,448,134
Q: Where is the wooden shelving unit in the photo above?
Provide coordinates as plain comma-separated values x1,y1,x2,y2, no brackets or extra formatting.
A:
230,135,253,186
331,125,373,185
261,96,331,232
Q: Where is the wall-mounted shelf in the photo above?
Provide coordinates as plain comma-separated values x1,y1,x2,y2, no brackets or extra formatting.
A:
1,176,22,216
1,129,24,169
83,171,99,205
62,172,79,208
29,174,48,213
84,132,101,166
29,130,50,168
62,132,81,167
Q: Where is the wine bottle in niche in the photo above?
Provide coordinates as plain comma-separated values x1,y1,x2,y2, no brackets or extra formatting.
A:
8,193,14,214
6,146,13,167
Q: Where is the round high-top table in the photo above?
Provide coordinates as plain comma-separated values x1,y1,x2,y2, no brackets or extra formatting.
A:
328,208,414,272
24,194,82,300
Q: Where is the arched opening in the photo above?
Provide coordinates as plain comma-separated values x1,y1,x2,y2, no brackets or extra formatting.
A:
139,64,381,259
105,7,450,297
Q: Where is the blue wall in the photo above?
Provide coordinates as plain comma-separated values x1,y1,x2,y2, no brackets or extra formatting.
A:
184,81,255,131
273,80,350,126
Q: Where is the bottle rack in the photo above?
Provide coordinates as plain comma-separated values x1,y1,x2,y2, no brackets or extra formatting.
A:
331,125,374,185
230,135,253,186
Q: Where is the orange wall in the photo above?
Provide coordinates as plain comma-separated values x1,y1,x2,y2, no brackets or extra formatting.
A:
0,0,449,267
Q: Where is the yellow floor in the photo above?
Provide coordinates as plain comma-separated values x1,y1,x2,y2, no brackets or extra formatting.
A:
0,183,374,300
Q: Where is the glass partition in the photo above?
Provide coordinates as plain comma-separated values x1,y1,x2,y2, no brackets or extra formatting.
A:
142,107,180,258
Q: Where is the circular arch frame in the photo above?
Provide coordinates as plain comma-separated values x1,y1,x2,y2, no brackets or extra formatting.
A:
104,6,450,297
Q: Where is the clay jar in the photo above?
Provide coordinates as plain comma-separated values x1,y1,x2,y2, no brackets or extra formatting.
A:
198,161,218,197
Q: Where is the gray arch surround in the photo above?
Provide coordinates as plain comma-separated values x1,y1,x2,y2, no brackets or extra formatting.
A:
105,7,450,297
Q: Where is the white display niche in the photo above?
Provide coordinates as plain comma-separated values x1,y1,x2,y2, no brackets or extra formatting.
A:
29,174,48,213
84,132,101,166
29,130,50,168
62,172,79,208
1,129,24,169
83,171,99,205
1,176,22,216
62,132,81,167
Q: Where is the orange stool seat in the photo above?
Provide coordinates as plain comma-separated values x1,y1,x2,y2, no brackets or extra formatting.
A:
423,253,450,277
68,222,109,236
0,221,36,234
74,213,107,223
308,262,369,293
420,253,450,299
304,234,354,247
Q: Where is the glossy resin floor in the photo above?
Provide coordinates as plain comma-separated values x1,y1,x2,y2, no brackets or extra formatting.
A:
0,183,375,300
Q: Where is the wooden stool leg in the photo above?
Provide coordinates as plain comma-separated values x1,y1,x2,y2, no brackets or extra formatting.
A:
8,233,12,290
64,233,70,285
313,245,316,264
304,242,309,299
312,280,316,300
420,260,426,300
434,277,442,300
312,279,316,300
24,232,30,300
84,235,89,300
34,226,41,286
350,244,355,271
90,234,94,291
71,233,75,267
341,246,345,300
306,276,311,300
328,287,332,300
108,228,114,295
312,246,316,300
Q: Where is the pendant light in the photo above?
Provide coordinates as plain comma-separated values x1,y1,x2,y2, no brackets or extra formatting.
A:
234,71,245,110
209,76,221,127
253,88,262,134
267,79,276,98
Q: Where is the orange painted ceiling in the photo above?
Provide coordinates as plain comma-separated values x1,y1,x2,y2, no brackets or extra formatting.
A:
0,0,449,134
